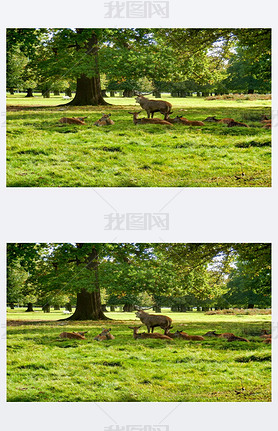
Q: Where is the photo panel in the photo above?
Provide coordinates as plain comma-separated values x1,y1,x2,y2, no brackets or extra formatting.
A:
6,243,271,403
6,27,271,188
1,1,278,431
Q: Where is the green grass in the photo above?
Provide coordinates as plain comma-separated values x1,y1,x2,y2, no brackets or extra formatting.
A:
7,309,271,402
6,94,271,187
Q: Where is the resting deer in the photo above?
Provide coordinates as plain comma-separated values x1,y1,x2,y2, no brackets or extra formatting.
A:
262,337,271,344
260,329,271,338
174,330,204,341
204,116,234,124
128,326,173,340
227,120,249,127
94,328,115,341
128,111,173,126
203,331,249,342
59,117,86,125
59,331,86,340
262,120,271,129
173,116,204,126
94,113,115,126
164,112,176,124
164,327,177,338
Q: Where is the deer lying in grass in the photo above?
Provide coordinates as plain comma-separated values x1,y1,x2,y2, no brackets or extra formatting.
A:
164,327,176,338
174,330,204,341
261,119,271,129
164,112,176,124
227,120,249,128
204,116,234,124
260,329,271,338
59,331,86,340
261,330,271,343
128,111,173,126
262,337,271,344
173,116,204,126
203,331,249,342
128,326,173,340
94,113,115,126
94,328,115,341
59,117,86,125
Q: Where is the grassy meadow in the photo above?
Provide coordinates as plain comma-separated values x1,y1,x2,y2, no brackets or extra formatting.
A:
7,309,271,402
6,94,271,187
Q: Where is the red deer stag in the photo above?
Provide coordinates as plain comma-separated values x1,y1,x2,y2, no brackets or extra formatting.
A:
94,328,115,341
174,330,204,341
59,331,86,340
203,331,249,342
128,111,173,126
135,94,172,119
59,117,86,125
128,326,173,340
135,308,172,334
94,114,115,126
173,116,204,126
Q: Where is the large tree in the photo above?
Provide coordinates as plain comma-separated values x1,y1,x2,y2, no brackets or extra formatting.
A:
7,28,271,106
7,243,271,320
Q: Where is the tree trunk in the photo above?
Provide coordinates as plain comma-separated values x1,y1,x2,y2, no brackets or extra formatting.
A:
65,88,72,97
25,302,34,312
123,304,135,312
102,304,108,312
42,304,50,313
67,74,108,106
54,305,60,310
153,91,161,98
25,88,33,97
123,89,135,97
10,303,15,309
53,90,60,96
153,305,161,313
65,245,109,320
67,31,108,106
9,88,15,95
65,288,108,320
42,89,50,98
65,302,72,312
110,91,115,97
110,305,115,311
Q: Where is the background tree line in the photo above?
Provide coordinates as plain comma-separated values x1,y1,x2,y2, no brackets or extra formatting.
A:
7,243,271,319
6,28,271,102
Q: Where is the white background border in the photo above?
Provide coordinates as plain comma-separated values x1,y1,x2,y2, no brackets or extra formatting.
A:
0,2,277,430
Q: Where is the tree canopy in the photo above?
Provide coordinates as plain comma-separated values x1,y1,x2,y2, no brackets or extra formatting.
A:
7,243,271,319
6,28,271,102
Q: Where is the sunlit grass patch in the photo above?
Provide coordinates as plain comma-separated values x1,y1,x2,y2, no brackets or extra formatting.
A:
6,96,271,187
7,310,271,402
